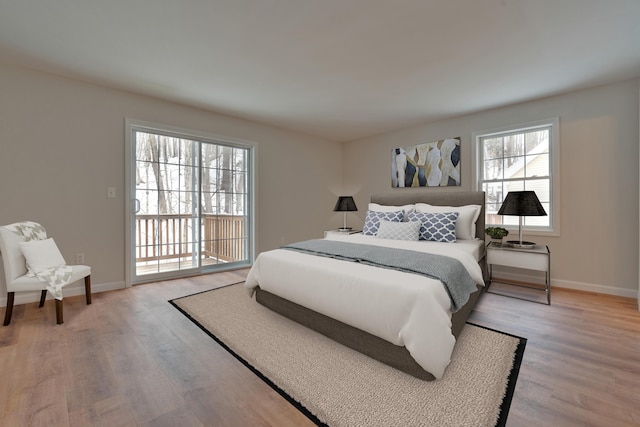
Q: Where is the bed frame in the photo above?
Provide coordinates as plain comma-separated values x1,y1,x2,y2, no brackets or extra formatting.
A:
256,190,486,380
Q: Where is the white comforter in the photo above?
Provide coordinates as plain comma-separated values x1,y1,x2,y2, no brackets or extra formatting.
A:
244,234,485,379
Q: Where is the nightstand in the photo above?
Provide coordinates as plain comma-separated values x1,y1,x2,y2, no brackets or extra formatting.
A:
324,229,362,238
486,242,551,304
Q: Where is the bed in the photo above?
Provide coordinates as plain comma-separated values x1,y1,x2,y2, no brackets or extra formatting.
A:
245,191,487,380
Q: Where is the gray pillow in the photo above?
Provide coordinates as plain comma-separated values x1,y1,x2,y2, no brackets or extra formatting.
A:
375,220,421,241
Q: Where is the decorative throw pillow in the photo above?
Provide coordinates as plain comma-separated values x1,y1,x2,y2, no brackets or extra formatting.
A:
414,204,481,240
19,238,67,274
407,211,458,242
368,203,415,221
376,220,421,241
362,210,404,236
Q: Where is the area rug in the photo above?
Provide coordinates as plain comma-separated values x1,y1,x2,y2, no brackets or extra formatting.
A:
171,284,526,427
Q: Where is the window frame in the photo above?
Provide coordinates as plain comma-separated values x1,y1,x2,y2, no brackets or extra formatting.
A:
471,117,560,236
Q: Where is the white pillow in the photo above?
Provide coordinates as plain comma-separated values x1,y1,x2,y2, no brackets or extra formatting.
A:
368,203,415,221
19,238,67,274
414,203,481,240
376,220,421,241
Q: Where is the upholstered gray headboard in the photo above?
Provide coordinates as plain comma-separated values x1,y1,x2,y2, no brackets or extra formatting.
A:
370,191,486,240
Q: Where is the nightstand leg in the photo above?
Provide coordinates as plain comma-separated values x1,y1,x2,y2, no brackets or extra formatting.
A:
487,264,493,290
546,270,551,305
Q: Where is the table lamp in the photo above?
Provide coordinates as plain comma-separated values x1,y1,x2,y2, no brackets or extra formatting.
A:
497,191,547,248
333,196,358,231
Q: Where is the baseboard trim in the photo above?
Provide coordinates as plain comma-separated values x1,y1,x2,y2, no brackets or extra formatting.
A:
0,281,125,307
493,270,638,299
552,278,638,299
3,273,636,308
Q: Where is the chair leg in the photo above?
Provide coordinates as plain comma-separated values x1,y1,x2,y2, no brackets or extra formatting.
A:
3,292,15,326
84,275,92,305
55,299,63,324
39,290,47,308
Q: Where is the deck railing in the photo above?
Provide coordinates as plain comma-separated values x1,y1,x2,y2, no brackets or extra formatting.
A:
202,214,245,262
135,214,245,264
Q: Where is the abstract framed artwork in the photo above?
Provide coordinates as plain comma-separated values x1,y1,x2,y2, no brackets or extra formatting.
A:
391,137,461,188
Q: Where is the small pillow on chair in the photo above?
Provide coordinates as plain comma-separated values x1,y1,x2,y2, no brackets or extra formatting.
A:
19,238,67,274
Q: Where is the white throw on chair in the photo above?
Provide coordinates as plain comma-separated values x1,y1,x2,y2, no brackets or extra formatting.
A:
0,221,91,325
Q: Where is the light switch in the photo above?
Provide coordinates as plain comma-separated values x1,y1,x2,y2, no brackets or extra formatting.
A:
107,187,116,198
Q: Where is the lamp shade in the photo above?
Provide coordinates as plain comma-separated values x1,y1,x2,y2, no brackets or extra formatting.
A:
497,191,546,217
333,196,358,212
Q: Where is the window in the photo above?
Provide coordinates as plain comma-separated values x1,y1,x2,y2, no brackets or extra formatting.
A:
473,118,559,234
125,119,254,284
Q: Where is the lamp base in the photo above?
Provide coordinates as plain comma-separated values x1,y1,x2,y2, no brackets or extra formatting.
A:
506,240,536,249
337,227,353,232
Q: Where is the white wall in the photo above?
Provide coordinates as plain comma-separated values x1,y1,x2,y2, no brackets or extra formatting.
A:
0,62,343,302
343,79,640,298
1,61,637,303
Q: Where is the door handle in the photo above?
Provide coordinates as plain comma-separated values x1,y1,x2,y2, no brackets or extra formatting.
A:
134,198,141,213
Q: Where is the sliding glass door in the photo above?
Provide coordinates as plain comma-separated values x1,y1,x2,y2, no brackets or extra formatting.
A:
126,120,253,284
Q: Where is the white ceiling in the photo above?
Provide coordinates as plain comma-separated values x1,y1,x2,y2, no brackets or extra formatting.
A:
1,0,639,142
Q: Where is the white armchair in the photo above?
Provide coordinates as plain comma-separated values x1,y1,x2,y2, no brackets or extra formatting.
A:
0,221,91,325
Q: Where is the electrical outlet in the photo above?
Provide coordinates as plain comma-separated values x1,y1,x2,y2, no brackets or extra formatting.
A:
76,253,85,264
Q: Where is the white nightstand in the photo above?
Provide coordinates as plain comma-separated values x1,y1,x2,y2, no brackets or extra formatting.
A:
486,242,551,304
324,229,362,238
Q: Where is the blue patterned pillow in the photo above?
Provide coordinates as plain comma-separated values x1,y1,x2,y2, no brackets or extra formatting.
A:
362,210,404,236
407,211,458,242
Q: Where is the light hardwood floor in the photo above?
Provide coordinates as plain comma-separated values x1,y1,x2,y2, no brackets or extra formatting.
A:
1,270,639,426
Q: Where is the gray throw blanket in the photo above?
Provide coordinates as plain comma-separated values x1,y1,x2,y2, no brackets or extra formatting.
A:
282,239,478,313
